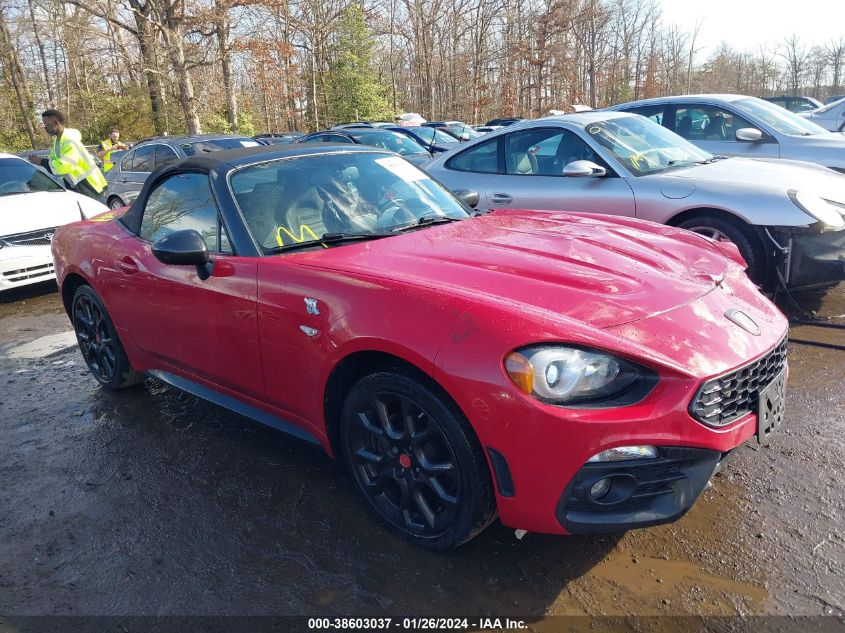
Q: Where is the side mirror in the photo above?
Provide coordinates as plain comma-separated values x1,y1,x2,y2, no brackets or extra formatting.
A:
735,127,763,142
562,160,607,178
152,229,213,279
459,133,471,141
453,189,480,208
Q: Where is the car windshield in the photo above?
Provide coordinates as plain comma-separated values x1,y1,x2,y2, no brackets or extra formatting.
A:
811,98,845,114
732,98,828,136
182,137,262,155
0,158,64,196
230,152,471,253
448,124,481,139
433,129,459,144
586,116,713,175
347,131,428,156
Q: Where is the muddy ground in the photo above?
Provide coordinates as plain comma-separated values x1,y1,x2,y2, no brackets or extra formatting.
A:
0,281,842,625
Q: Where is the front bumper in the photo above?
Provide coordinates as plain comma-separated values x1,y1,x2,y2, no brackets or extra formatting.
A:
555,447,725,534
785,227,845,288
0,245,55,291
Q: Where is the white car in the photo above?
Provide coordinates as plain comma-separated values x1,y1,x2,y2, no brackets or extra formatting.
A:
0,153,108,291
800,98,845,132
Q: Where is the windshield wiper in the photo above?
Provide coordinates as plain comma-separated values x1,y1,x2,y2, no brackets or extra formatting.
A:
268,231,392,254
393,215,464,232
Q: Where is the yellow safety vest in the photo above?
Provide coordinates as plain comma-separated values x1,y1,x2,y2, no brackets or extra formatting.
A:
101,138,115,172
49,129,108,194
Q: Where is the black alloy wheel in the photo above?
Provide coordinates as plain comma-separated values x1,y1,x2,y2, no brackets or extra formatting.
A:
341,371,495,549
72,285,141,390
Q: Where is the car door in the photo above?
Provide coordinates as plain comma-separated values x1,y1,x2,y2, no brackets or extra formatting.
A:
487,127,636,216
104,171,264,399
674,104,781,159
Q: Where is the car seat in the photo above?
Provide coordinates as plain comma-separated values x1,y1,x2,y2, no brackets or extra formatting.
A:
676,116,693,138
704,113,727,140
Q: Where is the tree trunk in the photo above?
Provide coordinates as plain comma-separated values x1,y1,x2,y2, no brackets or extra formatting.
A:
27,1,54,105
0,10,38,147
217,11,238,133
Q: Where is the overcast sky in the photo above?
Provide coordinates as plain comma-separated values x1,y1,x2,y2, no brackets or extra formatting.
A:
658,0,844,59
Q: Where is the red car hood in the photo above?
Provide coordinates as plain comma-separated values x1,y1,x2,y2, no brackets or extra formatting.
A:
292,210,729,329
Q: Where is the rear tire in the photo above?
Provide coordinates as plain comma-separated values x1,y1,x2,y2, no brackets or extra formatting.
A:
108,196,125,210
71,285,142,390
677,215,767,284
340,371,496,549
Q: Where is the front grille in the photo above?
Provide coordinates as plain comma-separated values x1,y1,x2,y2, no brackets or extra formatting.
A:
1,227,58,246
2,261,54,282
690,337,788,427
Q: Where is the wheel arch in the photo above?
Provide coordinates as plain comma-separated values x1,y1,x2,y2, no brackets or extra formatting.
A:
60,272,91,320
665,206,754,230
322,350,479,462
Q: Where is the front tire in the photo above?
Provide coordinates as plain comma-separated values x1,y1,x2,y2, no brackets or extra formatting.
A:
108,196,125,210
71,285,141,390
340,371,495,549
677,215,767,284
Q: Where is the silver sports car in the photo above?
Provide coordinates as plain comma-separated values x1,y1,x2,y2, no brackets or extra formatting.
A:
606,94,845,173
424,112,845,288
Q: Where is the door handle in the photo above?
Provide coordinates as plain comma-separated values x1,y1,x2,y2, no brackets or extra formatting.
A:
119,178,128,183
491,193,513,204
114,256,139,274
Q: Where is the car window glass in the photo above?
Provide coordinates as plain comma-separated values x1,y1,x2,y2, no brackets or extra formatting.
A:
432,128,458,144
446,137,499,173
587,115,711,175
230,153,470,252
673,106,754,141
140,173,228,252
0,158,64,194
154,145,179,170
733,97,828,135
130,145,155,172
412,127,435,144
625,105,667,127
120,150,135,172
504,128,600,176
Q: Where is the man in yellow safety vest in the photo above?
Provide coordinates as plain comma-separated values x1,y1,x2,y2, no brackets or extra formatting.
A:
96,127,128,172
32,109,108,200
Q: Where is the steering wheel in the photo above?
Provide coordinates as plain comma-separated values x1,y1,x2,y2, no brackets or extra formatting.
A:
629,149,666,171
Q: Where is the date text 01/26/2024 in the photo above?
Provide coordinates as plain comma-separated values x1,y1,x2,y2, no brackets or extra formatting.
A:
307,618,528,631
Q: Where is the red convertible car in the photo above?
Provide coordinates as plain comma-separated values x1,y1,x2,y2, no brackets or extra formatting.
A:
52,144,789,549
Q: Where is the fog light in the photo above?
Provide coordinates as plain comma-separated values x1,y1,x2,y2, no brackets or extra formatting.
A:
590,478,611,500
588,445,657,462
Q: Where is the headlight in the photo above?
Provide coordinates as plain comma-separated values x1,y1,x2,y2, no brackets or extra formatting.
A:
789,190,845,228
504,345,657,407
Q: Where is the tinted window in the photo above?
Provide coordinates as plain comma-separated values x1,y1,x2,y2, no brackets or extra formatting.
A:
432,129,458,144
446,137,500,173
0,158,64,195
504,128,600,176
120,150,136,172
140,173,230,252
154,145,179,169
130,145,156,172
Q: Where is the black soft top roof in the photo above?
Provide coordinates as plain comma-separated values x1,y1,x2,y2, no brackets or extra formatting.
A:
119,143,388,234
